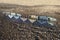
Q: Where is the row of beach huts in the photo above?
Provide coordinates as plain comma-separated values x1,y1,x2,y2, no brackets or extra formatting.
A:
2,11,57,27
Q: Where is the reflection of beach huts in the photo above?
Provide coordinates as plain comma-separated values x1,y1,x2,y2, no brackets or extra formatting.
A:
24,19,32,24
14,17,23,23
21,18,27,22
29,19,36,23
33,20,56,27
33,20,48,26
3,11,57,27
48,22,54,26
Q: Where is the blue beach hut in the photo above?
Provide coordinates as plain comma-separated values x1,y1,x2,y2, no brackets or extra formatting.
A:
38,16,48,21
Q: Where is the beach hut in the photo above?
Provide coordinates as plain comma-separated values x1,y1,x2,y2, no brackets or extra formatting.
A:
48,17,57,22
38,16,48,21
30,15,38,20
2,11,10,16
17,13,22,17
